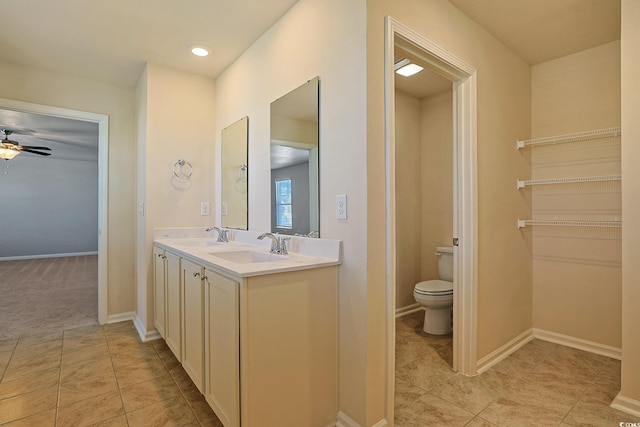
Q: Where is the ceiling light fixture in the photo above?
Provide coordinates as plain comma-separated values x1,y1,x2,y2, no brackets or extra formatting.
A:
190,45,209,57
394,58,424,77
0,147,19,160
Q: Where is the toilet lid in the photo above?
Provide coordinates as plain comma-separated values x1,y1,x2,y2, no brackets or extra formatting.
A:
414,280,453,295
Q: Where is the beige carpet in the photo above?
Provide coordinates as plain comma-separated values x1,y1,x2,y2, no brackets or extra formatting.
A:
0,255,98,340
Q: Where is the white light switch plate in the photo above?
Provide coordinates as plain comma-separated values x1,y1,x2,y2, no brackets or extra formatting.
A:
221,202,228,216
336,194,347,220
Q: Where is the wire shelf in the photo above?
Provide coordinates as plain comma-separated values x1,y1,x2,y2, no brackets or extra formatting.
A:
516,126,621,150
517,219,622,229
516,175,621,189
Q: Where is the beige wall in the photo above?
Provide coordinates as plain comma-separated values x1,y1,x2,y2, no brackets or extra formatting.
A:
213,0,368,422
0,60,136,317
531,42,622,347
395,90,423,309
621,0,640,403
395,88,453,310
368,1,532,393
135,64,216,333
421,90,453,281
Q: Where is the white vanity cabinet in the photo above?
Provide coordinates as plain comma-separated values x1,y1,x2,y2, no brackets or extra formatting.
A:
237,267,337,427
153,247,167,338
182,258,205,392
153,234,339,427
165,251,182,359
204,269,240,427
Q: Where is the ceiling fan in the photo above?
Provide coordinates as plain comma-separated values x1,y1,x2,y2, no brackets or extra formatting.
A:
0,129,52,160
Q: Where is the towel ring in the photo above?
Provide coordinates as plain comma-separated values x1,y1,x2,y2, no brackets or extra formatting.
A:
173,159,193,180
237,164,247,182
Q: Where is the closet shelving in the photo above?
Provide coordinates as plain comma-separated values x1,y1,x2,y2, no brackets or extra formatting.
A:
516,175,621,189
517,219,621,229
516,126,622,229
516,126,621,150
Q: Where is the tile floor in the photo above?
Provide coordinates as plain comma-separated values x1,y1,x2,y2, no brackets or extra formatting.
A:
0,321,223,426
395,311,640,426
2,312,638,426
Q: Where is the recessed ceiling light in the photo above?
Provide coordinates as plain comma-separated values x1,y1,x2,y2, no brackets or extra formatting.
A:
191,46,209,57
396,63,424,77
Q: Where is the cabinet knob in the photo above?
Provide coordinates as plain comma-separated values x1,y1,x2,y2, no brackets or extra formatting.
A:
193,272,200,277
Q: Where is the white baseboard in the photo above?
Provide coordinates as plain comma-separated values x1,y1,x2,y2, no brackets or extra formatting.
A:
336,411,360,427
532,328,622,360
0,251,98,261
335,412,387,427
395,303,422,318
106,311,135,324
133,315,162,342
477,328,534,374
611,392,640,418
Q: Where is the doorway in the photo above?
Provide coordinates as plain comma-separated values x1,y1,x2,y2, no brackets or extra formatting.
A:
384,17,478,420
0,97,109,327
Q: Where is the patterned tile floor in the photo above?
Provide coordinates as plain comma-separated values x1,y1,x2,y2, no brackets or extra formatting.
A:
2,311,638,426
395,311,640,426
0,321,222,426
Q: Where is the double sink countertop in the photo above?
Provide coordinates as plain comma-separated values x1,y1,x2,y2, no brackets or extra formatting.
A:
154,228,342,278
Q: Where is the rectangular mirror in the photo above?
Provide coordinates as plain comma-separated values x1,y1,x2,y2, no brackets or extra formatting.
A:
270,77,319,237
221,116,248,230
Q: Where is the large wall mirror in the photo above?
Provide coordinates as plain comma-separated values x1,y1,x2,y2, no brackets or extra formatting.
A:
221,116,248,230
270,77,319,237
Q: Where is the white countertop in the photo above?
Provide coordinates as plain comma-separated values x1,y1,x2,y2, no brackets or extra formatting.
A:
153,228,342,278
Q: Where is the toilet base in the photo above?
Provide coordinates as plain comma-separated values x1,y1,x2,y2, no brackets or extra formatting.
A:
422,307,452,335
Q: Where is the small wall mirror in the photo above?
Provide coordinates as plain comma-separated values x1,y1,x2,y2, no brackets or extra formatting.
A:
221,116,248,230
270,77,319,237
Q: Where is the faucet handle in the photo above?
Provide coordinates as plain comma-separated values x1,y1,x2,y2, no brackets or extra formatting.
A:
279,237,291,255
218,229,229,242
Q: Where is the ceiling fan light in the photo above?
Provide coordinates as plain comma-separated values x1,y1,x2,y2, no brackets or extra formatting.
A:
0,147,19,160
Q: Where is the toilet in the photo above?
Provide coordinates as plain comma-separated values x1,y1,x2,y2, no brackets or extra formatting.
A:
413,246,454,335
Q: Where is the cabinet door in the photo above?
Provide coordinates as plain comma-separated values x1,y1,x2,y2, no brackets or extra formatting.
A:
165,252,181,360
204,270,239,427
152,247,166,338
182,258,205,392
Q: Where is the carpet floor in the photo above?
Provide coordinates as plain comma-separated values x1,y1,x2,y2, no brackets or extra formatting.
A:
0,256,98,340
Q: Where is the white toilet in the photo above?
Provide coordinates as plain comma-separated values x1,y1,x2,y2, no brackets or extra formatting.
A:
413,246,454,335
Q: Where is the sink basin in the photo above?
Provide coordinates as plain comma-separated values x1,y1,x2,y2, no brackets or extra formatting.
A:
208,250,289,264
171,238,221,247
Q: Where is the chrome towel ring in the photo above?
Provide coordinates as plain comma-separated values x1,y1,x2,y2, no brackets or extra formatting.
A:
173,159,193,180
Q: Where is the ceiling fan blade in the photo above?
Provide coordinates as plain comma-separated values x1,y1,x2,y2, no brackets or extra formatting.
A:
19,145,52,151
20,148,52,156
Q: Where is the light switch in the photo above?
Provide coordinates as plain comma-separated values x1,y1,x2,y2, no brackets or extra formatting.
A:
336,194,347,220
221,202,228,216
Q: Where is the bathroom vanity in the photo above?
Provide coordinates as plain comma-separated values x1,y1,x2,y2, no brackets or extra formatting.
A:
153,228,341,427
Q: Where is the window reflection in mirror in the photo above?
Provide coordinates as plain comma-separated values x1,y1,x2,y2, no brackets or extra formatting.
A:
270,77,319,237
221,116,248,230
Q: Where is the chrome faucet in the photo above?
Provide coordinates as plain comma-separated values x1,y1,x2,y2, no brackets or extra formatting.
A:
206,226,228,242
257,232,290,255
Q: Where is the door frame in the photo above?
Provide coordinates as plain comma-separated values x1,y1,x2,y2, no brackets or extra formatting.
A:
384,16,478,419
0,97,109,324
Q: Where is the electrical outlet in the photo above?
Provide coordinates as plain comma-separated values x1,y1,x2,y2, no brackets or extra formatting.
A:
200,202,210,216
336,194,347,220
221,202,228,216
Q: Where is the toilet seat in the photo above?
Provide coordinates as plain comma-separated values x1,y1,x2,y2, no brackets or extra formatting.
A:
414,280,453,296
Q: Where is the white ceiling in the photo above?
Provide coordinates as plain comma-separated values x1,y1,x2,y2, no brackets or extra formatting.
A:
397,0,620,100
0,0,299,88
0,110,98,161
449,0,620,65
0,1,621,155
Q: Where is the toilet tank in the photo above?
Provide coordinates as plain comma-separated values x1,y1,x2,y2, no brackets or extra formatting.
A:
436,246,454,282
